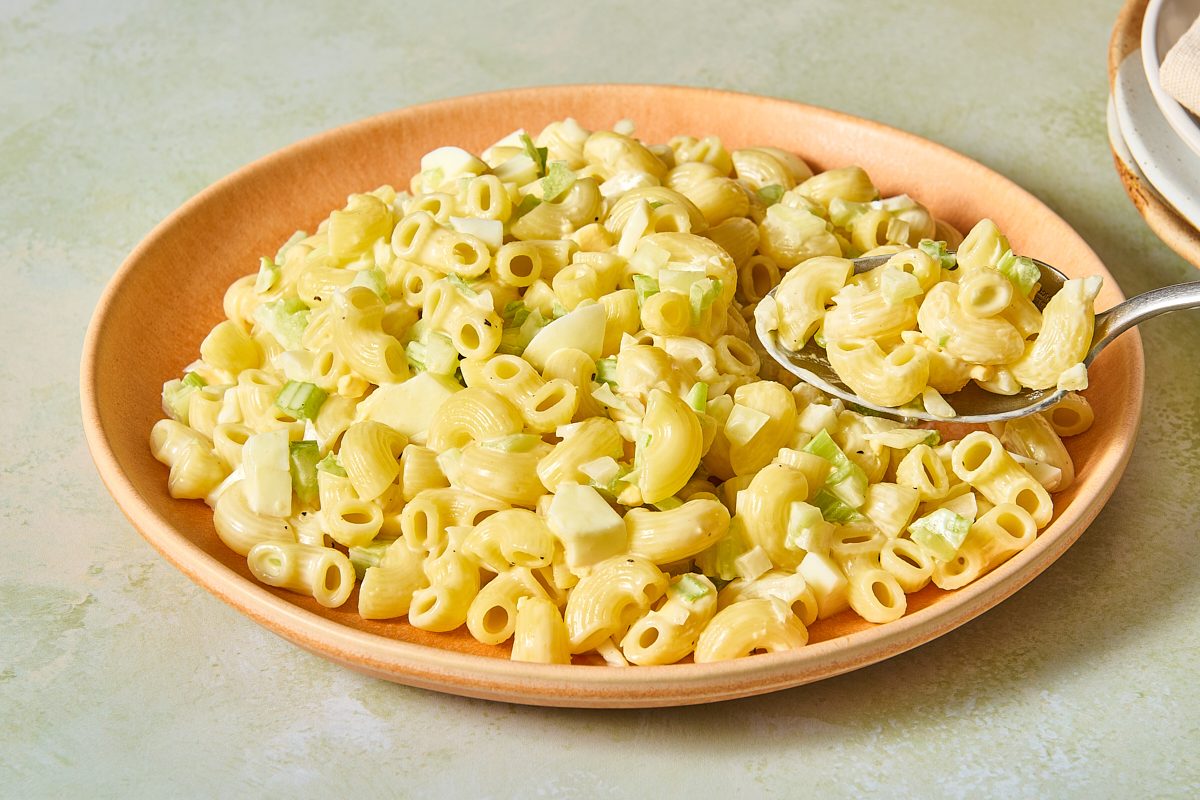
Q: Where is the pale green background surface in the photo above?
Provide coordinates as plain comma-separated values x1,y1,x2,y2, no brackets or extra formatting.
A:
3,0,1198,796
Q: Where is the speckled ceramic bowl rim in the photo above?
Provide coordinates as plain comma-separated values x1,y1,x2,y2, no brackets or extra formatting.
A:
81,84,1144,708
1111,0,1200,268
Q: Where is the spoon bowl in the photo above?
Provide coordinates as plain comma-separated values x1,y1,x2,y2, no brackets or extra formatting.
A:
758,253,1200,423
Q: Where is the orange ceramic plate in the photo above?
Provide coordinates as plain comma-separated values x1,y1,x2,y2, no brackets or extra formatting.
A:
81,86,1143,707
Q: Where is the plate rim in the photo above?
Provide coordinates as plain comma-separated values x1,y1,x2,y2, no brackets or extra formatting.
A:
1114,49,1200,226
1141,0,1200,158
1111,0,1200,268
80,83,1146,708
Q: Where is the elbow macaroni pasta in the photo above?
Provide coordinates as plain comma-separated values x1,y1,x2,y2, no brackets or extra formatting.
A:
151,118,1099,666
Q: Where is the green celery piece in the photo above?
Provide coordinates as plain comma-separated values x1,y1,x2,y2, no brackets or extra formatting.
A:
161,379,198,424
181,371,207,388
696,518,750,581
519,133,549,177
685,382,708,413
673,573,712,602
995,249,1041,295
288,440,321,506
811,488,864,523
541,161,577,202
316,452,347,477
496,308,547,355
405,340,427,373
512,194,542,219
254,298,310,350
689,277,721,323
828,198,869,228
348,539,393,580
274,230,307,263
425,332,458,375
594,356,618,387
632,274,659,306
908,508,971,561
651,496,684,511
803,429,869,508
350,267,389,300
275,381,327,421
502,300,530,328
756,184,785,206
444,273,478,296
254,256,280,293
918,239,957,270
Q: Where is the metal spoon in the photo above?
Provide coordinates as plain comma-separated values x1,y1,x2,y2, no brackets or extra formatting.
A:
757,253,1200,423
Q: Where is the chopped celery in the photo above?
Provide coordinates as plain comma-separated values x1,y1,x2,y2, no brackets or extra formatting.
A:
756,184,785,206
651,496,684,511
804,430,869,508
519,133,548,177
275,381,327,421
315,452,347,477
254,298,311,351
784,501,828,551
918,239,957,270
632,274,659,305
350,267,389,300
828,198,869,228
685,382,708,413
812,328,827,349
274,230,307,263
254,256,280,293
161,379,198,424
288,440,321,506
880,266,923,306
444,273,478,296
497,307,548,356
480,433,543,453
995,249,1041,295
512,194,542,219
425,332,458,375
405,340,427,373
349,539,393,580
594,356,618,387
502,300,530,328
181,371,207,389
811,489,865,523
673,573,713,602
908,508,971,561
689,278,721,323
695,520,750,582
541,161,577,202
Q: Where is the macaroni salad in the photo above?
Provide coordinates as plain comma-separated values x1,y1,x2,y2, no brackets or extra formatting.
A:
151,118,1095,665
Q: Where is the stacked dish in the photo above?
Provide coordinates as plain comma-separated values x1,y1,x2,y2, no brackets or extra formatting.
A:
1109,0,1200,267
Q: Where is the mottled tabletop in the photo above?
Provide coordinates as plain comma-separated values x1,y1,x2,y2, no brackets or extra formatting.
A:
3,0,1198,797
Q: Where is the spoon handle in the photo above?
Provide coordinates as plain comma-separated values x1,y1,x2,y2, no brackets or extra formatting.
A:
1088,281,1200,363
